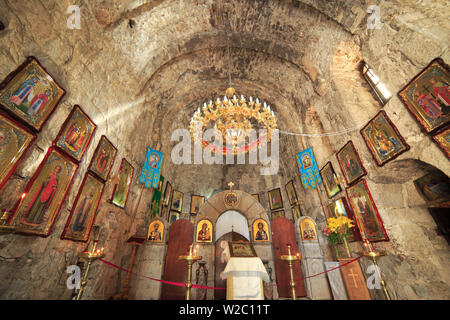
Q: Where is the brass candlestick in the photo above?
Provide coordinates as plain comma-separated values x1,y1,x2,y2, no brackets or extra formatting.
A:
357,239,391,300
76,226,105,300
178,244,202,300
280,244,302,300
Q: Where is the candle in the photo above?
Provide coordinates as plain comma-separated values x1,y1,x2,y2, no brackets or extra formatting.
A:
189,243,193,256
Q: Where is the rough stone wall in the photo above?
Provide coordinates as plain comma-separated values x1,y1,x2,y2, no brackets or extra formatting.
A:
0,0,448,300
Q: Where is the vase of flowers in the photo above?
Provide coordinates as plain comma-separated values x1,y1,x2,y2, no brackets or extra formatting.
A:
321,225,340,259
322,216,355,259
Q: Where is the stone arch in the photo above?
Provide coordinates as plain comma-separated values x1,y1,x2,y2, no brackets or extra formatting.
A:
195,190,270,227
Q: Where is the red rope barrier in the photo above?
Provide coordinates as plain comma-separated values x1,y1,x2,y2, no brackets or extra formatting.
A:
99,255,363,290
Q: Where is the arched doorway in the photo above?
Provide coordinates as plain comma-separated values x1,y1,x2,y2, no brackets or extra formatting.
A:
193,189,272,300
214,210,249,300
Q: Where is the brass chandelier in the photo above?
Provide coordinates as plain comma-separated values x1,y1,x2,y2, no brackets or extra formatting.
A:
189,39,277,155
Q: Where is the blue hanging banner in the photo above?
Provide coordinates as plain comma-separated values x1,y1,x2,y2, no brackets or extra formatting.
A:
296,147,322,189
139,148,164,189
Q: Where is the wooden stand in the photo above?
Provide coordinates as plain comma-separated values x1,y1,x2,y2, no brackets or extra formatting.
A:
113,236,146,300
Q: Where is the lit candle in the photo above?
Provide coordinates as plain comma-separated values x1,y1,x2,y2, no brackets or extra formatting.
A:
287,243,292,256
189,243,193,256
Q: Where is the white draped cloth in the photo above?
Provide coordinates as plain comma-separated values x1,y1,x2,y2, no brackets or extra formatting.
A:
221,257,269,300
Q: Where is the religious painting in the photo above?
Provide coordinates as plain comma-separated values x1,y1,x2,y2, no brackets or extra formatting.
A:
168,210,180,225
9,147,78,237
271,209,285,220
190,195,204,215
336,141,367,185
291,205,303,223
414,172,450,206
432,126,450,159
0,112,36,190
162,181,172,206
320,162,342,198
111,158,134,208
300,218,317,241
171,190,183,212
196,219,213,243
252,193,260,202
229,241,257,258
147,219,164,242
0,57,65,132
53,105,96,162
160,205,169,221
398,58,450,134
346,179,389,242
268,187,283,210
252,219,270,242
60,173,104,242
360,111,410,166
88,135,117,182
326,197,361,242
285,180,298,205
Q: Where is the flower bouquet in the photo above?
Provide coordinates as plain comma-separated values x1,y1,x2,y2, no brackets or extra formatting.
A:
322,216,355,258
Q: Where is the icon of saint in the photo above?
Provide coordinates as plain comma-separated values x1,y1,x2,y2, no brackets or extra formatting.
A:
22,165,62,225
10,77,38,108
96,148,109,173
72,185,95,232
429,78,450,107
148,223,162,241
149,154,159,168
302,222,316,240
27,90,50,116
414,90,444,119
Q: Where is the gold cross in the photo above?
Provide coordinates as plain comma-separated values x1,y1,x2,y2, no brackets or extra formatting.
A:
227,181,234,190
348,269,359,288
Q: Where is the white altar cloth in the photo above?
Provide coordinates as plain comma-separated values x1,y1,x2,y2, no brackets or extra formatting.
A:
221,257,269,300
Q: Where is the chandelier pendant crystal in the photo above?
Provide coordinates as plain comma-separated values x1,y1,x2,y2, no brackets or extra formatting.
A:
189,38,277,155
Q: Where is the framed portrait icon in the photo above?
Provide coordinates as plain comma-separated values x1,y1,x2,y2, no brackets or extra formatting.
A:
0,112,36,190
88,135,117,182
111,158,134,208
346,179,389,242
285,180,298,205
162,181,172,206
291,205,303,223
171,190,183,212
0,57,65,132
196,219,213,243
190,195,205,215
268,188,283,210
398,58,449,134
320,162,342,198
253,218,270,242
9,147,78,237
336,141,367,185
360,111,410,166
147,219,164,242
61,173,104,242
53,105,96,162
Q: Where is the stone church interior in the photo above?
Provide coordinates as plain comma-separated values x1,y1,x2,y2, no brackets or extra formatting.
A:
0,0,449,302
